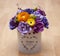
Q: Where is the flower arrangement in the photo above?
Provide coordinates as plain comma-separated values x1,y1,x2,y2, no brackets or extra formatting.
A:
9,8,49,35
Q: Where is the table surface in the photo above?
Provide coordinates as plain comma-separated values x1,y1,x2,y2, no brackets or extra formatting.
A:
0,0,60,56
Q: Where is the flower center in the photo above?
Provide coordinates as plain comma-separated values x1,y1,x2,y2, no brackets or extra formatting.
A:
22,16,25,18
30,22,32,24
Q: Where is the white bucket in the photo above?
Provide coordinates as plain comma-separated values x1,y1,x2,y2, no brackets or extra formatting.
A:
17,31,41,54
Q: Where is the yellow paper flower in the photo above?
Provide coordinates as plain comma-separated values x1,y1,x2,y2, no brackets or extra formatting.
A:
26,18,35,26
17,12,29,22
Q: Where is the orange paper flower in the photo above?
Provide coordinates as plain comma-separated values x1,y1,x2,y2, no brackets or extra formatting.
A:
17,12,30,22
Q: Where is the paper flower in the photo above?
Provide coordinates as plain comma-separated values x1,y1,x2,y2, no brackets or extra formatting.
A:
26,18,35,26
33,10,41,17
33,10,46,21
37,9,46,16
24,8,34,14
9,16,19,30
17,21,32,35
41,17,49,28
17,12,30,22
33,9,46,16
33,22,44,33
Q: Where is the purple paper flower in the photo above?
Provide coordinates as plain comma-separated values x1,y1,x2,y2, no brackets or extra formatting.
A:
33,10,41,16
37,9,46,16
41,17,49,28
33,9,46,19
33,22,44,33
9,16,19,30
17,22,32,35
24,8,34,14
33,10,45,20
36,16,49,29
